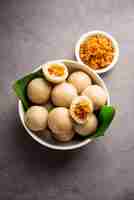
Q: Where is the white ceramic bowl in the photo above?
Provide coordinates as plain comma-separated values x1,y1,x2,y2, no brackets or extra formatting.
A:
18,60,110,150
75,30,119,74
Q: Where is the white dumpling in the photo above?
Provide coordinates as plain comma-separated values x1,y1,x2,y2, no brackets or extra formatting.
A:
68,71,92,94
51,82,77,107
48,107,75,142
25,106,48,132
74,113,98,136
27,78,51,104
82,85,107,110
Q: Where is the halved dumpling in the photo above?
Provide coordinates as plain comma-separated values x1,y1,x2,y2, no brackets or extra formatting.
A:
70,96,93,124
42,62,68,83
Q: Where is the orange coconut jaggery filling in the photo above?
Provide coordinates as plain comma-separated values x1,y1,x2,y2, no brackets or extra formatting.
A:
74,102,91,120
48,64,65,76
80,34,115,69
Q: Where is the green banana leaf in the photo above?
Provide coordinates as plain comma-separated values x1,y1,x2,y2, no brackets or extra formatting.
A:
90,105,115,138
13,69,115,138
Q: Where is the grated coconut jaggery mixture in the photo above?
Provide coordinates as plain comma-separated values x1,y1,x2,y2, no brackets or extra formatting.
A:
80,34,115,69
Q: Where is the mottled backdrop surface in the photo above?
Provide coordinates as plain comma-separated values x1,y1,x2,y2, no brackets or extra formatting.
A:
0,0,134,199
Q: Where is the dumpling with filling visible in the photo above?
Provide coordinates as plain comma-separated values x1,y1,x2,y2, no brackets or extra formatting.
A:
42,62,68,84
70,96,93,124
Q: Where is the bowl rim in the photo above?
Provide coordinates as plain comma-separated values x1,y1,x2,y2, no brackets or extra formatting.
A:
75,30,119,74
18,59,110,150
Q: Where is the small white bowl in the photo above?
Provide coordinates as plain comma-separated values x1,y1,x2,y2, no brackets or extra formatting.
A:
75,30,119,74
18,59,110,150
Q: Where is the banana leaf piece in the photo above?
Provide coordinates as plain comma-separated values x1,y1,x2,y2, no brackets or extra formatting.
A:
13,69,43,111
93,105,115,137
